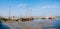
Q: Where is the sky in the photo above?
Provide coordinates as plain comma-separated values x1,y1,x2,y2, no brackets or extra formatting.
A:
0,0,60,17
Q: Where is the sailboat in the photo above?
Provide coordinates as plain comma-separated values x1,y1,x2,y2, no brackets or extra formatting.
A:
20,5,34,21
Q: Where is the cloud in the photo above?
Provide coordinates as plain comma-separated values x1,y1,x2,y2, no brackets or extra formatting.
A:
41,6,59,8
30,4,60,16
17,3,27,8
40,5,60,8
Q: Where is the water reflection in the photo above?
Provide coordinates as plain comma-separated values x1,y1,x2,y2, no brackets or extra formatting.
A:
0,20,10,29
32,19,56,29
0,18,60,29
53,18,60,29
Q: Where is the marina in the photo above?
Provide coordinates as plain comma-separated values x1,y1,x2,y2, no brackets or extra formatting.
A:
0,0,60,29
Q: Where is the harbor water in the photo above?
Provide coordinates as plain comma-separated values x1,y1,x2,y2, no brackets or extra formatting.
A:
0,18,60,29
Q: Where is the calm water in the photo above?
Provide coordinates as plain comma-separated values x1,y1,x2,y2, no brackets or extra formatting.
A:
0,18,60,29
35,18,60,29
0,20,10,29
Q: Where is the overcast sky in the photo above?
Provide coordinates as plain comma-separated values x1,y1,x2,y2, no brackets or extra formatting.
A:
0,0,60,17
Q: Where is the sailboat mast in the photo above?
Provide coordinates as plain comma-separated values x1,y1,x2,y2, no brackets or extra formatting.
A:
9,5,11,19
30,9,32,17
20,8,22,18
26,5,28,18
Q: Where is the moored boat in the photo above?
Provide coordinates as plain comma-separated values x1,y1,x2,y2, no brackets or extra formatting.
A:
20,18,34,21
